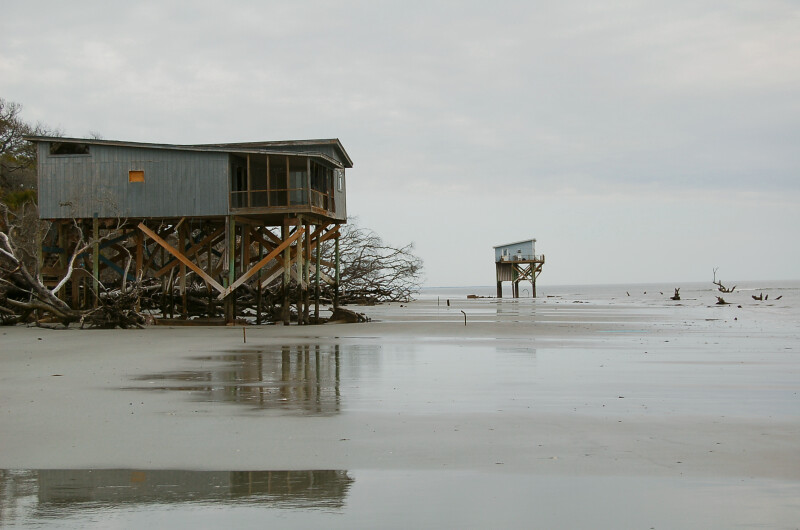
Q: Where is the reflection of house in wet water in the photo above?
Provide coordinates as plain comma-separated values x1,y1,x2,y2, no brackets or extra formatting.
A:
132,344,342,415
0,468,353,521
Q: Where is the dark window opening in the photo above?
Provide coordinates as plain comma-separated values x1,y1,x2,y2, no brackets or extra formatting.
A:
49,142,90,155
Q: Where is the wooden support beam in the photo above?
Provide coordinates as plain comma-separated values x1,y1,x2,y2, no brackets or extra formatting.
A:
334,234,340,308
154,227,224,277
217,225,305,300
228,216,236,290
57,222,67,302
92,214,99,306
138,222,225,295
257,257,332,290
304,222,311,324
242,227,251,272
320,226,340,243
261,227,283,246
259,262,289,288
246,154,252,208
315,226,321,322
256,236,262,325
135,231,143,281
296,217,304,324
281,222,291,325
179,224,187,318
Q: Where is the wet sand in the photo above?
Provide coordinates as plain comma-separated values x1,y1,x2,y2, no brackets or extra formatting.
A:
1,290,799,527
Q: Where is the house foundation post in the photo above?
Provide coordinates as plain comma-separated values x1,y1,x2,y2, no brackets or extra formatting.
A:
333,234,340,308
296,217,304,325
92,213,99,307
282,220,291,325
314,226,321,323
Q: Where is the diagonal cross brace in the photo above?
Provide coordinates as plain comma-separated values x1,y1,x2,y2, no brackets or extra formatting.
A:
216,226,306,300
138,223,225,295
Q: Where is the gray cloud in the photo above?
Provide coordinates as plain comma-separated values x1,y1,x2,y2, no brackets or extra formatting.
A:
3,0,798,283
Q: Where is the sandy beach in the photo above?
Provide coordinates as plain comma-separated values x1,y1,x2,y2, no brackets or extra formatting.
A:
1,283,798,528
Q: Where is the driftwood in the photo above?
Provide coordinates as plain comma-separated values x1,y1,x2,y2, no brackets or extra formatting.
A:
713,280,736,293
712,268,736,293
2,212,424,328
328,307,370,323
670,288,681,301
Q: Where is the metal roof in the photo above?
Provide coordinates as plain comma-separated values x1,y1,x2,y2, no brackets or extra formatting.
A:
193,139,353,168
24,136,352,168
493,239,537,248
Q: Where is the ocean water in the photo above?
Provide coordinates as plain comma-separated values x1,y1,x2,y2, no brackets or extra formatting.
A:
421,279,800,303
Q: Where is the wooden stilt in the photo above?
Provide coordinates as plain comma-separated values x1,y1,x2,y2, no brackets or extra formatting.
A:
282,221,290,325
71,268,79,308
134,230,143,311
256,233,262,325
179,224,187,318
206,230,213,317
303,222,311,324
57,222,67,301
227,217,237,324
135,230,143,280
242,226,250,274
334,234,340,308
92,214,99,307
160,245,167,316
315,226,321,323
296,217,304,325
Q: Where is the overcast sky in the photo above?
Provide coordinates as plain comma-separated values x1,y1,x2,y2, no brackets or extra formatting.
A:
2,1,798,286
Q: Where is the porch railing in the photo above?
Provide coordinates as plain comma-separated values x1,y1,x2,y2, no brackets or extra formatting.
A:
230,189,334,212
499,254,545,262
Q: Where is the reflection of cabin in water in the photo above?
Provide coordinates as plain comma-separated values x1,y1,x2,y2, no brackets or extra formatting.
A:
494,239,544,298
27,136,352,323
34,469,353,507
132,344,342,415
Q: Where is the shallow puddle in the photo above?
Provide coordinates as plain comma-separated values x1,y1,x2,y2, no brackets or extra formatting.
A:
128,345,347,415
2,468,798,528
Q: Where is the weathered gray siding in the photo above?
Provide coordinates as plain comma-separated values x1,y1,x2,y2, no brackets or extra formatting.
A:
38,143,229,219
494,240,535,262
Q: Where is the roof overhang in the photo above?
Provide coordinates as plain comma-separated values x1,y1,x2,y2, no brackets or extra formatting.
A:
24,136,352,169
493,239,537,248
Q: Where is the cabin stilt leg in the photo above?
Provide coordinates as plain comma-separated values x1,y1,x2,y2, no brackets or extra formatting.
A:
92,214,99,307
296,217,304,325
57,222,67,302
304,222,311,325
314,227,321,323
206,235,214,318
256,235,262,325
282,221,291,325
179,224,187,318
333,234,340,309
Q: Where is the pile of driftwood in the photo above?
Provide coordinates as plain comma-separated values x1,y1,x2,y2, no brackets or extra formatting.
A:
1,266,369,328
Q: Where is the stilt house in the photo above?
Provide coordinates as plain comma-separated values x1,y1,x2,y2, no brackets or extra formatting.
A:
27,135,352,324
494,239,544,298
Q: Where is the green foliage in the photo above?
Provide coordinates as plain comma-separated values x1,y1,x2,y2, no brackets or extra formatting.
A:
1,189,37,210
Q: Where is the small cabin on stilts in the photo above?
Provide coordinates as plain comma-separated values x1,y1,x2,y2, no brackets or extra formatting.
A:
494,239,544,298
27,135,352,324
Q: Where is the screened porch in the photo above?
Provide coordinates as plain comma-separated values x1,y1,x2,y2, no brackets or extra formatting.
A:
229,153,341,216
